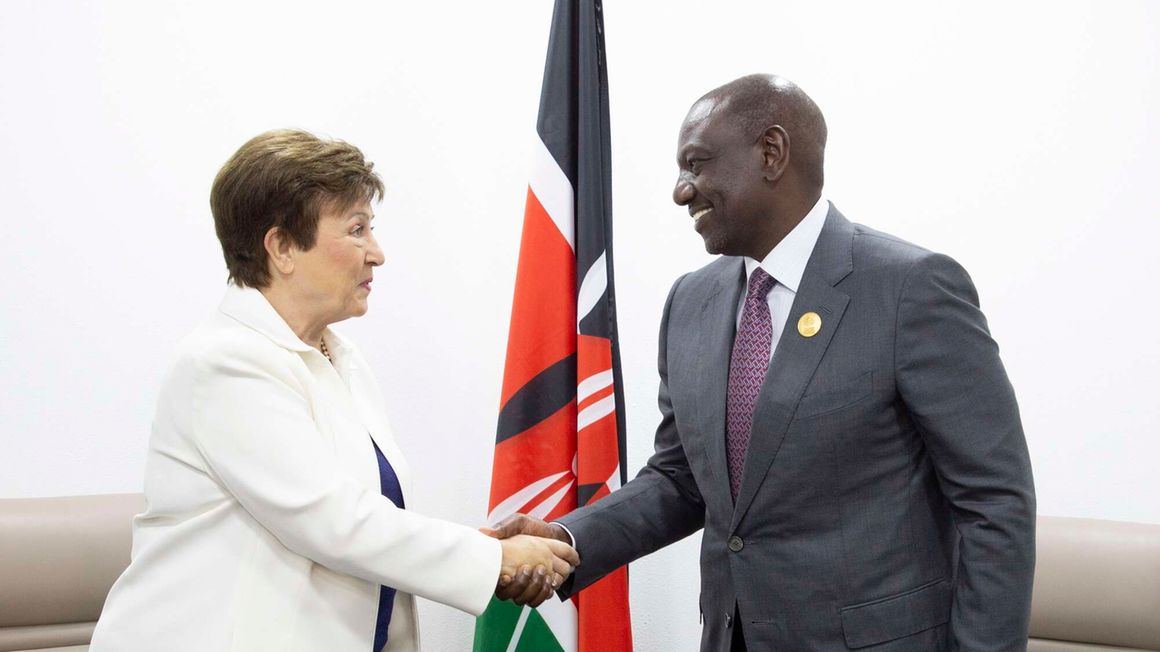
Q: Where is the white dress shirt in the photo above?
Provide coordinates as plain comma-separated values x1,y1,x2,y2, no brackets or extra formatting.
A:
738,195,829,361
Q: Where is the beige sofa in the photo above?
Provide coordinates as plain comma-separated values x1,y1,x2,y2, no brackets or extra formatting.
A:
0,496,1157,651
1029,516,1160,651
0,494,142,652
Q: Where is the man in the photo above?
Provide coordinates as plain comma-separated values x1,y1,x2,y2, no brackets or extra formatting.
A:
495,74,1036,651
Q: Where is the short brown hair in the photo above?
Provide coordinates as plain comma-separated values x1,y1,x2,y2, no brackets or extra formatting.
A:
210,129,385,288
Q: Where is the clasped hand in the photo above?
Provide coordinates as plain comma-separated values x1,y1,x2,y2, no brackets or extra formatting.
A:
480,514,576,608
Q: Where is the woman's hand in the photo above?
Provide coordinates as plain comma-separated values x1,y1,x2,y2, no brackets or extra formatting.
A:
494,534,579,607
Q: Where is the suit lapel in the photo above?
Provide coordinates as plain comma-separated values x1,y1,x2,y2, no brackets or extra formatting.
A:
346,363,413,500
695,258,746,512
731,206,855,528
325,342,413,501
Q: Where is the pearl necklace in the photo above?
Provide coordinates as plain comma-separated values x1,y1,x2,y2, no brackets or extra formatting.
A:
319,338,332,362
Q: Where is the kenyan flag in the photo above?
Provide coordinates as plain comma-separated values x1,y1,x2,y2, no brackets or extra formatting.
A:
473,0,631,650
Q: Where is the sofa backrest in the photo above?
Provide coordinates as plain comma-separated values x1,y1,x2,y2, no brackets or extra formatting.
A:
1029,515,1160,651
0,494,143,652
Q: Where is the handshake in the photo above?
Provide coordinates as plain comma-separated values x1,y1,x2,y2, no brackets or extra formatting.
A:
480,514,576,608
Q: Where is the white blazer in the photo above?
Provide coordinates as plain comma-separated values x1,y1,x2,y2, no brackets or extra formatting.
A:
90,285,501,652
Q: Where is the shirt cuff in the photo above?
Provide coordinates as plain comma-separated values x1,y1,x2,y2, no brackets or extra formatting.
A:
551,521,576,548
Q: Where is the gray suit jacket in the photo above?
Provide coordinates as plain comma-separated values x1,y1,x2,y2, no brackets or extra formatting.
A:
557,205,1036,651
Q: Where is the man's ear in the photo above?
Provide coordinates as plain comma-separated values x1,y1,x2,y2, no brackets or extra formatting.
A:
760,125,790,183
264,226,295,277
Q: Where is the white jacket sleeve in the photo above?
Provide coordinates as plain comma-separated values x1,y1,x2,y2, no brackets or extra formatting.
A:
187,340,501,616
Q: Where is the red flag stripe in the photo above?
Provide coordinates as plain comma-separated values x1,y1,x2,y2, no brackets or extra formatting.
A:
498,186,575,408
487,397,576,514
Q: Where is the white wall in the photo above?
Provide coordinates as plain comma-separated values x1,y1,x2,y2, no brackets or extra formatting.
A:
2,1,1157,649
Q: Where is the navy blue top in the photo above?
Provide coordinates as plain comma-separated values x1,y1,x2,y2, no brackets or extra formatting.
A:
371,437,404,651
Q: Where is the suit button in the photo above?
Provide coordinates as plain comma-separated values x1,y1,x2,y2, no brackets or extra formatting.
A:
728,536,744,552
725,612,733,628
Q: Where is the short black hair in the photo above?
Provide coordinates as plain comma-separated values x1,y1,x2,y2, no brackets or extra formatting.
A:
708,74,827,190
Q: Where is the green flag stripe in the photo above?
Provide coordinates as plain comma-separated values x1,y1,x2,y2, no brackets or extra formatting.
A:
513,607,565,652
475,598,566,652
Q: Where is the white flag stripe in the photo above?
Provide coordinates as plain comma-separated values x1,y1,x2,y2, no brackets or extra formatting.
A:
577,394,616,432
605,463,622,493
536,592,579,652
528,479,575,521
577,369,614,403
505,606,532,652
529,135,575,252
487,470,569,525
576,250,607,329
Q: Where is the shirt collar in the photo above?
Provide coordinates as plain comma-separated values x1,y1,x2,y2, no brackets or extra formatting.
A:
217,283,349,357
743,195,829,293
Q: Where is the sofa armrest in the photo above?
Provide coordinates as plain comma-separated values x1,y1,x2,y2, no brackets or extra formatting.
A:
1030,515,1160,650
0,494,143,651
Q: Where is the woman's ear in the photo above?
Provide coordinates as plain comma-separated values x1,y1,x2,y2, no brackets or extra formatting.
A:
264,226,295,277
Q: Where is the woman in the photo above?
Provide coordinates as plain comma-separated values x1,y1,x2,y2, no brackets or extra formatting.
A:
90,130,577,651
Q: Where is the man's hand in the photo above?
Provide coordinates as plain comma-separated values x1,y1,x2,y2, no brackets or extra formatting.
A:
480,514,577,607
487,513,572,544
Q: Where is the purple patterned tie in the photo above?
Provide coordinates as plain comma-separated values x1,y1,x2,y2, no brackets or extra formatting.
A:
726,267,776,500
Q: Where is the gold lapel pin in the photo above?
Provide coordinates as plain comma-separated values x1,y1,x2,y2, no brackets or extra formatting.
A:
797,311,822,338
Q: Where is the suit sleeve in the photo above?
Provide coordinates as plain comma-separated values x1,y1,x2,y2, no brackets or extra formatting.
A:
557,274,706,597
188,342,501,616
895,253,1036,650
